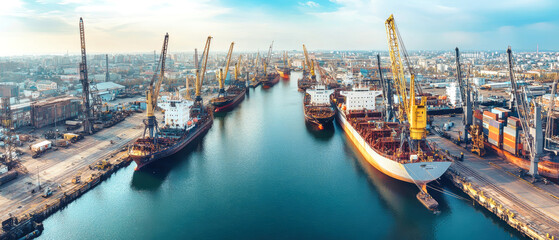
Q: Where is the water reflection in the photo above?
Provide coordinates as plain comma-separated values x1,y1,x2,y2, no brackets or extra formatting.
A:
130,139,205,191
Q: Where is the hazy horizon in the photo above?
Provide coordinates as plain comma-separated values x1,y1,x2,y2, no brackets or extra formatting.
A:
1,0,557,56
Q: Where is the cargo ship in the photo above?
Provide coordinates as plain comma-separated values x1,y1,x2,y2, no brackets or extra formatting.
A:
210,85,246,112
297,73,316,91
276,66,291,79
332,86,452,185
129,98,213,170
276,51,291,79
303,85,335,129
128,34,214,170
261,72,280,89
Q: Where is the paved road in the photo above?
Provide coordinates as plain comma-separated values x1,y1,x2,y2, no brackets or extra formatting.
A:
0,112,148,221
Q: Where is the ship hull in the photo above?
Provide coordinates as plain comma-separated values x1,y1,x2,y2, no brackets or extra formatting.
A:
486,143,559,179
304,110,335,125
262,74,280,89
336,110,452,184
211,88,246,113
130,117,213,170
277,68,290,79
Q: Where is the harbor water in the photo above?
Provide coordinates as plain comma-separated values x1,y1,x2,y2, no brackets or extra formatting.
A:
39,72,526,240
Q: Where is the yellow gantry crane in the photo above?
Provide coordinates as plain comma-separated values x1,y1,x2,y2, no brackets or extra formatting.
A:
217,42,235,97
195,36,212,103
144,33,169,138
302,44,315,79
385,14,427,141
252,52,260,82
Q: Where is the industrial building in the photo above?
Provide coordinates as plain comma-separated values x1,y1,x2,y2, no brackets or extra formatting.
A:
30,96,81,128
0,84,18,98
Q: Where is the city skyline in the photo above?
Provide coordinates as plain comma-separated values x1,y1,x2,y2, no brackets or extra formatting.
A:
0,0,558,55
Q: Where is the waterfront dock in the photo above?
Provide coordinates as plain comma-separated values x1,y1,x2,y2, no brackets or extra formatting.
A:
429,135,559,239
0,112,147,239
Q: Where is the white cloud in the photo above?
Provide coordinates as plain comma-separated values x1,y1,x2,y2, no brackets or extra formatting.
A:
301,1,320,8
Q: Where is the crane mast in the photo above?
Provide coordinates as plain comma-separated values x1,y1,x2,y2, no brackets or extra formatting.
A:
455,48,472,143
218,42,234,96
263,41,273,76
144,33,169,139
252,52,260,82
377,54,393,121
385,14,427,141
508,47,543,177
78,17,94,134
235,55,242,81
303,44,315,79
195,36,212,103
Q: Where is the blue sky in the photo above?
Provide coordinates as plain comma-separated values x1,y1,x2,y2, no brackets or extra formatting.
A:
0,0,557,55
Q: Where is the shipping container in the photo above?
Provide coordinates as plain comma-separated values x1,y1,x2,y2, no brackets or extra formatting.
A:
503,144,517,155
507,116,521,128
483,111,498,121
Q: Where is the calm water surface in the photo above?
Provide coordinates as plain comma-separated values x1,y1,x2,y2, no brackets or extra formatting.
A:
39,72,526,240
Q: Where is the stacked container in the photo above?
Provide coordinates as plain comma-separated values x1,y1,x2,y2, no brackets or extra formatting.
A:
503,116,522,155
491,107,511,120
487,119,504,147
482,111,498,136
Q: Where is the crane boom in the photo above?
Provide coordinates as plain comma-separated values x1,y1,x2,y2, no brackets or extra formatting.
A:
78,17,94,134
235,55,242,81
220,42,234,91
195,36,212,101
263,41,273,76
302,44,315,77
385,14,427,141
508,47,539,176
152,33,169,108
144,33,169,138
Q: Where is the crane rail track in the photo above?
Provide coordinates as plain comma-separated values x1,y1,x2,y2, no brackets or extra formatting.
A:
453,161,559,232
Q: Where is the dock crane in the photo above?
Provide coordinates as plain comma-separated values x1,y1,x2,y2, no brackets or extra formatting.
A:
78,17,95,134
143,33,169,139
234,55,242,81
194,36,212,105
545,78,558,153
508,47,544,178
252,52,260,82
377,54,393,121
303,44,316,80
217,42,234,97
455,47,472,144
263,41,274,76
385,14,427,144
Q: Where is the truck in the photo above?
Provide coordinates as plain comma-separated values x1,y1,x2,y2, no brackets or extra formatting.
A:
63,133,83,143
55,139,70,148
30,140,52,156
42,187,52,198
